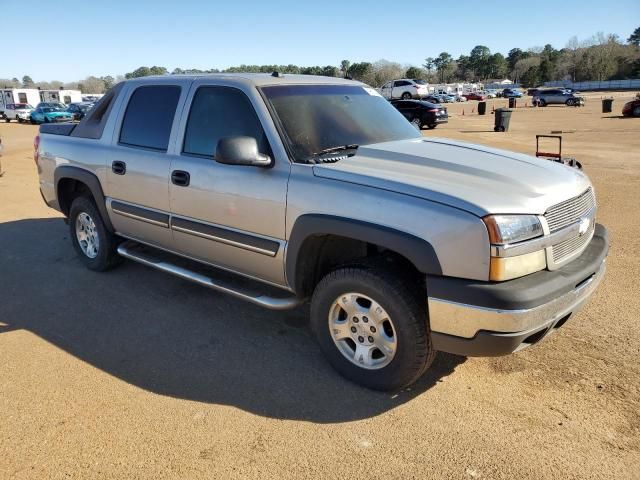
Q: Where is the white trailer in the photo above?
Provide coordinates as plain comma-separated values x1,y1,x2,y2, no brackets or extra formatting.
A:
39,89,82,105
0,88,41,113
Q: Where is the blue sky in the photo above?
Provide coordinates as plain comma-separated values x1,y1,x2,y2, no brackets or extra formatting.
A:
3,0,639,82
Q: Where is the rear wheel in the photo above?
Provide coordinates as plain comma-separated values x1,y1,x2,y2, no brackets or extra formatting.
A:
311,263,436,390
427,124,437,129
566,98,575,106
538,99,547,107
69,196,122,271
4,117,9,123
401,92,412,100
410,117,422,130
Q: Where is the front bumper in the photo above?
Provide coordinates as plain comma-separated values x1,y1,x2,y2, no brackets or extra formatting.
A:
428,224,608,356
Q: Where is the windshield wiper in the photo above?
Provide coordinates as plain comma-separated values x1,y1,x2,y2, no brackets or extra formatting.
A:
314,144,359,156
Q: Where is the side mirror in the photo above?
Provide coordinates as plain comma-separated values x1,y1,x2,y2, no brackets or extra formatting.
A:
215,136,272,168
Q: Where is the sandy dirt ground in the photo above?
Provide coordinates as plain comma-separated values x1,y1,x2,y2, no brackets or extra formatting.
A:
0,93,639,479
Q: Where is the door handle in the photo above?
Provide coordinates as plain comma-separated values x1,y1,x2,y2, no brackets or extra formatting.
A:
171,170,190,187
112,161,126,175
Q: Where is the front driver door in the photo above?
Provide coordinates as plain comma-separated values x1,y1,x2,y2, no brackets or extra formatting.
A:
168,82,290,286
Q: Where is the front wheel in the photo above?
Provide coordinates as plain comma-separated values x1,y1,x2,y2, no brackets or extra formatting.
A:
566,99,574,106
4,117,9,123
633,106,640,117
69,196,122,271
311,264,436,390
427,124,437,129
401,92,412,100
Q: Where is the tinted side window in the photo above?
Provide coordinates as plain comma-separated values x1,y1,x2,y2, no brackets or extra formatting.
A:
119,85,181,151
18,93,27,103
183,86,269,157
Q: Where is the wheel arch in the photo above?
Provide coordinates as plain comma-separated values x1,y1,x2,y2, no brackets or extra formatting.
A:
286,214,442,296
54,166,114,232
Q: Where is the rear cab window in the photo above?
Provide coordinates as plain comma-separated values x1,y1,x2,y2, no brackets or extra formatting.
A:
119,85,181,151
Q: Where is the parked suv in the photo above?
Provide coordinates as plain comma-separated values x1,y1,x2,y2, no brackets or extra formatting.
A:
379,79,429,100
3,103,34,123
35,74,608,390
533,89,583,106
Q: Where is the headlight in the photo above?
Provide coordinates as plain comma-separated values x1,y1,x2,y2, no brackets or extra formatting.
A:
483,215,546,281
483,215,543,244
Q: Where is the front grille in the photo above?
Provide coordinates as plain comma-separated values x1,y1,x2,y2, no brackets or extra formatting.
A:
545,188,595,232
545,188,596,265
552,223,594,262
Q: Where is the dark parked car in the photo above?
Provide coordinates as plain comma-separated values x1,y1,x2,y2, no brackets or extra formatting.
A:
66,102,94,121
622,99,640,117
528,88,541,96
391,99,448,129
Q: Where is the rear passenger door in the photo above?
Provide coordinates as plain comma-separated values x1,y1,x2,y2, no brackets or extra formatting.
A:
167,82,290,286
106,80,190,249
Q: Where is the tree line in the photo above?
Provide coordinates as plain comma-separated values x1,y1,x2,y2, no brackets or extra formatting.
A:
3,28,639,94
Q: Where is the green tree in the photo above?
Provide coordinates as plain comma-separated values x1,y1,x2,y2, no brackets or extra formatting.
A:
405,66,425,79
422,57,435,75
340,60,350,77
348,62,373,81
22,75,34,87
433,52,454,82
627,26,640,46
101,75,115,90
487,53,508,79
469,45,491,79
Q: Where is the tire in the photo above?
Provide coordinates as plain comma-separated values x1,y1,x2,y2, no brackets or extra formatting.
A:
44,116,50,123
633,106,640,117
427,124,437,129
566,99,574,106
538,99,546,107
401,92,412,100
17,118,22,124
310,263,436,391
4,117,9,123
68,196,122,271
410,117,422,130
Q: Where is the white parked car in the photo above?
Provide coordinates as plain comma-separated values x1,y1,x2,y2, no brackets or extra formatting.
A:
379,79,429,100
3,103,34,123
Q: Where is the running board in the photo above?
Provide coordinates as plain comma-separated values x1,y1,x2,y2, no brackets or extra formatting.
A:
117,241,303,311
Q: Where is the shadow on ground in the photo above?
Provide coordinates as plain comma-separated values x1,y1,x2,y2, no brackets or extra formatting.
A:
0,218,465,423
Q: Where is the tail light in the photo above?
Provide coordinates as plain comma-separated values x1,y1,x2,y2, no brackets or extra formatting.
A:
34,135,40,164
428,108,439,113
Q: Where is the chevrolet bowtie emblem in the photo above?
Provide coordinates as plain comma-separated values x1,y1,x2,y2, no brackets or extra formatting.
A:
578,217,591,236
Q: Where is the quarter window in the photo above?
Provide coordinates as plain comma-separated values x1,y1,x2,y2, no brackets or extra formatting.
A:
119,85,181,151
182,86,269,158
18,93,27,103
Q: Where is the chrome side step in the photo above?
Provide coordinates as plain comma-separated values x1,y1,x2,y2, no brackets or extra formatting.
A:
117,241,304,311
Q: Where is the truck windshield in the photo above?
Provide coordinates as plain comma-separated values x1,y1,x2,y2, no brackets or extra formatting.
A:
261,84,420,163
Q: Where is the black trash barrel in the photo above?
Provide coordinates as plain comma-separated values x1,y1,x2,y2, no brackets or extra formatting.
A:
478,101,487,115
602,98,613,113
494,108,512,132
508,97,516,108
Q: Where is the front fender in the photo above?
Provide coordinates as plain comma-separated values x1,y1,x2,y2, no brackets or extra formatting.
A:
285,214,442,291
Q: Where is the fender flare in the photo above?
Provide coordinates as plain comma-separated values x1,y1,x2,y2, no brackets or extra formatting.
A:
54,165,114,232
285,214,442,290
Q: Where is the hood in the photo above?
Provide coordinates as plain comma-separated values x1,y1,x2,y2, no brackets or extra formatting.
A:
312,137,591,216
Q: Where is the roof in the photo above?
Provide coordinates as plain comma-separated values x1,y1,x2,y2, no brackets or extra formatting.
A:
124,73,361,87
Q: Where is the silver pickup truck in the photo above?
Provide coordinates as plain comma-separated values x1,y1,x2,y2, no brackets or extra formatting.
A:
35,74,608,390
